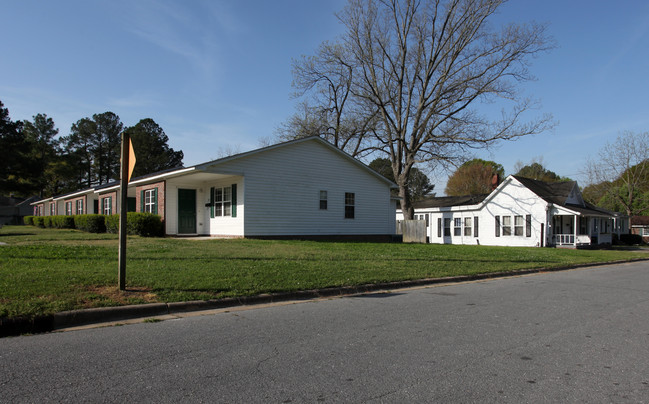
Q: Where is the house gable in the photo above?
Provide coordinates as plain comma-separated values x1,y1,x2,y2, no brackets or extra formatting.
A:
197,137,395,236
196,136,397,189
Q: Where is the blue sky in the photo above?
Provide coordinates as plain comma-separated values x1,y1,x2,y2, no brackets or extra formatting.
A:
2,0,649,195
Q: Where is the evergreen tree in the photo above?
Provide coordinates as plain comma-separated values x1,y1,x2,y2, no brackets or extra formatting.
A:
125,118,184,177
22,113,60,197
0,100,29,196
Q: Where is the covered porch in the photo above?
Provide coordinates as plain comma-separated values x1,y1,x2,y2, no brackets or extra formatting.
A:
162,170,244,237
550,205,614,248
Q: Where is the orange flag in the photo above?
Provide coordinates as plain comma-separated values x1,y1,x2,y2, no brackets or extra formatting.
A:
128,138,136,182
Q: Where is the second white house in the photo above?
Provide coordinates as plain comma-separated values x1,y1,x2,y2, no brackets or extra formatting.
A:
397,175,628,248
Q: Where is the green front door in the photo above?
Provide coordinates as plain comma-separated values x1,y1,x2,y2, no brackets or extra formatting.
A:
178,189,197,234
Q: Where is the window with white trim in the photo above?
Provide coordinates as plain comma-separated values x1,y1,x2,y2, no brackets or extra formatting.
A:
464,217,472,236
213,186,232,217
144,189,156,213
76,199,84,215
66,202,73,215
320,190,327,210
345,193,355,219
514,215,524,236
103,197,112,215
502,216,512,236
50,203,55,216
454,218,461,236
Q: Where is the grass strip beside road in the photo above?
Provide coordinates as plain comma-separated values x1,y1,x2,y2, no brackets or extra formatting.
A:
1,225,647,319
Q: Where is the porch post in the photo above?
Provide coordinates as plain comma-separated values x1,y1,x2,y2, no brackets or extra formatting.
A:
574,215,578,246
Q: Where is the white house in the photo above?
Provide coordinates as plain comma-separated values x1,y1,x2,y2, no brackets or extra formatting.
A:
397,175,628,248
32,137,398,240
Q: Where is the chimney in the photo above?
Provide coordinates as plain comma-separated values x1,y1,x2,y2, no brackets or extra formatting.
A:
491,173,500,191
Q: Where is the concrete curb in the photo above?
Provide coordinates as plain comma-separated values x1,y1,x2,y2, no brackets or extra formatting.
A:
2,257,648,337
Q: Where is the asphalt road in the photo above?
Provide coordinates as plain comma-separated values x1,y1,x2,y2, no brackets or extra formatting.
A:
2,261,649,403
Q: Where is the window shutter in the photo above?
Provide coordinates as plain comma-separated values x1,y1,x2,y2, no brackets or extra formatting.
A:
474,216,479,238
153,188,158,215
231,184,237,217
437,218,442,237
495,216,500,237
210,187,215,218
140,190,145,212
526,214,532,237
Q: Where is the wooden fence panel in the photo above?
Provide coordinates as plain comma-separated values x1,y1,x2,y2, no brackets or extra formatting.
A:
397,219,427,243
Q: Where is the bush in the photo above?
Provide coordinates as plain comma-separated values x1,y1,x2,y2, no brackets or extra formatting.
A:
23,216,34,225
51,215,75,229
105,215,119,234
619,233,644,245
43,216,53,228
128,212,164,237
105,213,164,237
74,214,107,233
33,216,45,228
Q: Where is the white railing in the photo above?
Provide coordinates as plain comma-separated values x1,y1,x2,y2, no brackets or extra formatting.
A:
554,234,594,246
555,234,575,245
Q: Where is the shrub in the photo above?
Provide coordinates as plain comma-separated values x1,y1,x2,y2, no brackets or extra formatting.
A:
104,213,164,237
43,216,53,228
51,215,75,229
105,215,119,234
23,216,34,225
619,233,644,245
33,216,45,228
74,214,107,233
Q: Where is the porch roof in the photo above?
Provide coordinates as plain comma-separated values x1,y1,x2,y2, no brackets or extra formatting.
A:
557,203,617,217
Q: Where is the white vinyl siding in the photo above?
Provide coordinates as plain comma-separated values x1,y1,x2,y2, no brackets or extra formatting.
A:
201,140,394,236
397,177,551,247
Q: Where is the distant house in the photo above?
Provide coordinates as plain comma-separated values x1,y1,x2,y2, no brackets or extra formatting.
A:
397,175,628,248
31,137,398,240
631,216,649,243
1,195,38,226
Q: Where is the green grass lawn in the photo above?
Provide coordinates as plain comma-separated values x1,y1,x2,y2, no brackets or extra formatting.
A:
1,225,647,319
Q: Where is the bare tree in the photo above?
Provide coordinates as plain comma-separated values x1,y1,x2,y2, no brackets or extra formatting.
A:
583,131,649,217
278,42,378,158
286,0,554,218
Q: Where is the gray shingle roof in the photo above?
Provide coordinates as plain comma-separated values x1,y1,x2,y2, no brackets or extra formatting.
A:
412,194,488,209
511,175,576,205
